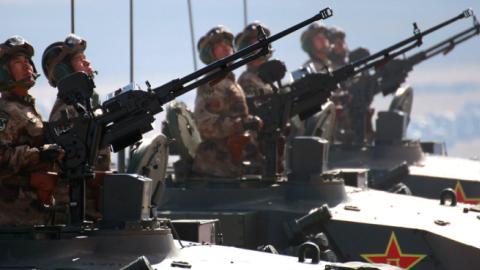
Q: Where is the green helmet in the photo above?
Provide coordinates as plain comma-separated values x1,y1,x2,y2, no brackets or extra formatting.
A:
197,25,234,65
326,26,346,43
234,21,272,60
0,35,38,91
300,22,329,55
41,34,87,87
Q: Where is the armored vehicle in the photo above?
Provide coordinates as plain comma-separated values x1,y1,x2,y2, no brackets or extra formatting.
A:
322,16,480,204
4,8,403,270
153,11,480,270
1,171,404,270
159,104,480,270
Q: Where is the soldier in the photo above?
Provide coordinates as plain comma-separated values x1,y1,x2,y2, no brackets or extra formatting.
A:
301,22,331,73
323,26,355,143
327,26,349,70
0,36,63,225
42,34,110,220
235,22,273,97
298,23,335,139
193,26,263,178
42,34,110,171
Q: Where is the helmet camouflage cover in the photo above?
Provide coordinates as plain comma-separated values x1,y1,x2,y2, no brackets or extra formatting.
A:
326,26,346,43
197,25,234,65
42,33,87,87
301,22,329,55
0,35,38,91
234,21,272,60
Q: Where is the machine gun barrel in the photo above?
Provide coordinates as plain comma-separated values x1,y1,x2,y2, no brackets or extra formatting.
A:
409,21,480,66
351,9,474,74
249,9,474,178
294,10,474,115
153,7,333,104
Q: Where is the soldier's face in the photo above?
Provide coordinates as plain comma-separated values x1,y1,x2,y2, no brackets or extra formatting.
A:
312,33,330,54
70,52,94,76
332,39,348,55
8,54,34,84
212,41,233,60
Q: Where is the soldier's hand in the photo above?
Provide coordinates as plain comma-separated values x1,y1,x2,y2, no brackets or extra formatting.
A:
243,115,263,131
39,144,65,162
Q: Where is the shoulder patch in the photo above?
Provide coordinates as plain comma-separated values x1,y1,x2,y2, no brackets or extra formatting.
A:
0,111,9,132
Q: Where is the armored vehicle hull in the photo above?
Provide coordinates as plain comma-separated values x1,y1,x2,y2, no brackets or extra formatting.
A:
0,174,401,270
327,140,480,204
159,178,480,270
1,224,401,270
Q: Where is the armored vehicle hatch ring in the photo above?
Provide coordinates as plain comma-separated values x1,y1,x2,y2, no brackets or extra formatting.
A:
440,188,457,206
165,101,202,162
298,241,321,264
304,101,336,141
389,85,413,125
128,134,169,206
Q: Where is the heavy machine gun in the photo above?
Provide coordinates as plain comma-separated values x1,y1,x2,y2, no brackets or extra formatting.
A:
43,8,334,225
377,13,480,96
343,14,480,143
247,9,475,178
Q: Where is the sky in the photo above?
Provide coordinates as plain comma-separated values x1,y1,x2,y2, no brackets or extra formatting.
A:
2,0,480,158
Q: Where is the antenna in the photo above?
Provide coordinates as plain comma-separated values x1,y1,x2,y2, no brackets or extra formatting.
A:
243,0,248,27
118,0,135,172
129,0,134,84
70,0,75,33
187,0,198,71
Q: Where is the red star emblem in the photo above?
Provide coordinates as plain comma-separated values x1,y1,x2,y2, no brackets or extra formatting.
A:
361,232,426,269
455,182,480,204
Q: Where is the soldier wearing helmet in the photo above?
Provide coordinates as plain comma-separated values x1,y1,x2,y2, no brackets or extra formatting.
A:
42,34,110,171
0,36,63,225
327,26,349,70
235,21,273,97
301,22,332,73
319,26,354,143
193,26,263,178
296,23,334,140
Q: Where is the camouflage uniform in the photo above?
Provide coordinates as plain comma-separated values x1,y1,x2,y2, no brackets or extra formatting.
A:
0,36,58,225
43,35,111,171
303,58,332,74
301,22,332,73
313,26,357,144
235,22,274,97
328,25,371,144
238,66,273,97
49,97,111,171
327,26,348,70
193,26,262,178
0,92,58,225
298,23,334,138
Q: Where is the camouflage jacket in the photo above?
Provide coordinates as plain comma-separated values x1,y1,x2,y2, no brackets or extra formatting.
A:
238,66,273,97
194,72,248,140
0,92,44,173
49,97,111,171
0,92,53,225
303,57,332,74
193,73,261,177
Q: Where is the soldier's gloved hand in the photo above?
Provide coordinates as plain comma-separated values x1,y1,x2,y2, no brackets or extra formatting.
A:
242,115,263,131
39,144,65,162
30,172,58,206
